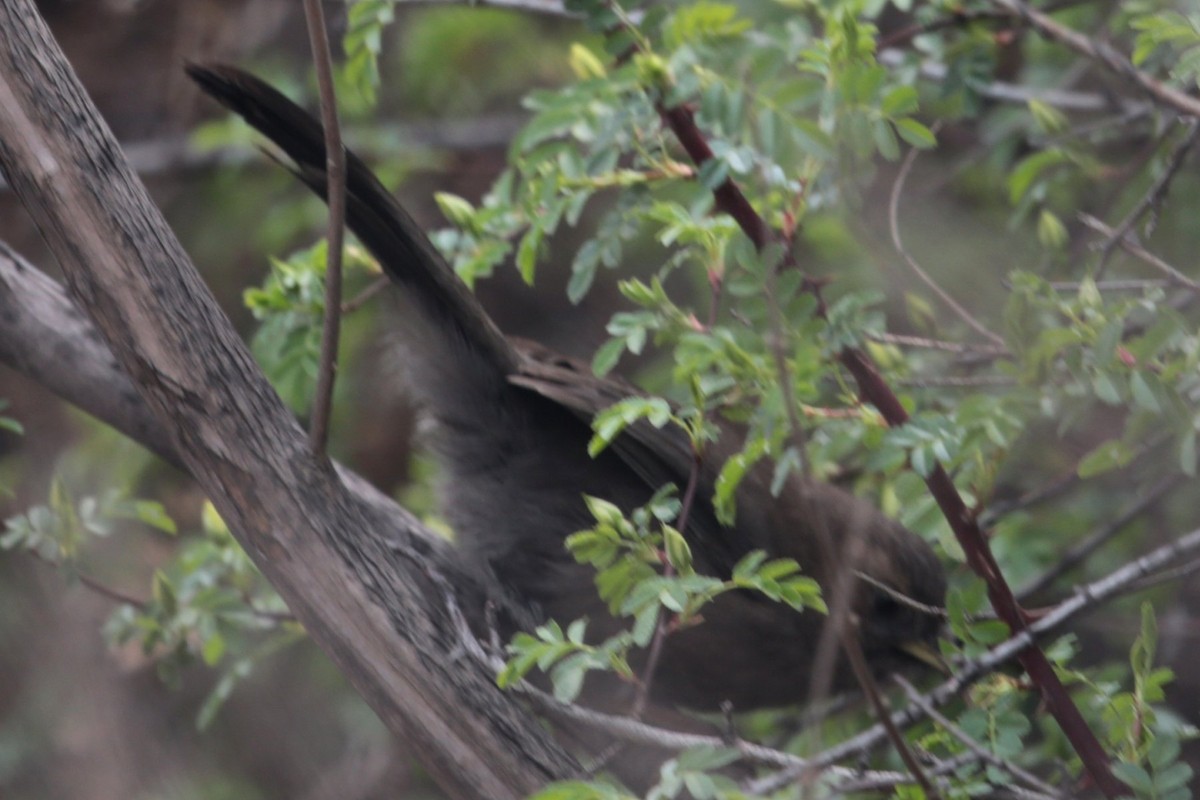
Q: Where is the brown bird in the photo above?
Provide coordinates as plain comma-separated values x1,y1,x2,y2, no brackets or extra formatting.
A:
186,65,946,716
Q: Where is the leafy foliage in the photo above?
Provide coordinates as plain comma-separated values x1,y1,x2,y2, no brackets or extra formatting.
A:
1,481,298,731
2,480,175,562
449,1,1200,796
243,239,380,413
10,0,1200,797
498,491,825,704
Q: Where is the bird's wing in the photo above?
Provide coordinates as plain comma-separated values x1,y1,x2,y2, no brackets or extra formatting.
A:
189,63,756,577
510,339,754,576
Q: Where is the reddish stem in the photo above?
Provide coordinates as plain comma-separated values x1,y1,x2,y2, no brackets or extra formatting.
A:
654,96,1127,798
659,104,769,249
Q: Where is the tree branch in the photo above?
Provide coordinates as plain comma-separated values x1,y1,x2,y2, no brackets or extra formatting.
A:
0,3,572,797
889,138,1006,348
301,0,346,455
750,523,1200,794
990,0,1200,119
648,19,1124,796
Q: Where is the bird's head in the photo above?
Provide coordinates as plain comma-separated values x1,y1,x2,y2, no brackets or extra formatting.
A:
852,544,948,676
765,478,949,680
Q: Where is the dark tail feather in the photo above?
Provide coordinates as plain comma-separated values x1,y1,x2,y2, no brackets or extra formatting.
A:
185,63,518,388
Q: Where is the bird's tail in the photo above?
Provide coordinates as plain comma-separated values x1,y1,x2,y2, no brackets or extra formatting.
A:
185,64,518,405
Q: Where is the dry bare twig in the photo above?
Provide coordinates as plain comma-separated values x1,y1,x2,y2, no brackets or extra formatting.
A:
989,0,1200,118
1018,474,1182,599
1097,121,1200,273
895,675,1065,799
751,523,1200,794
1079,213,1200,292
888,139,1007,348
301,0,347,456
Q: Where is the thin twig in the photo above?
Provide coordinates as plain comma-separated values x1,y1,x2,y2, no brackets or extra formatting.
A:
630,252,729,716
876,0,1089,50
521,680,970,795
629,454,699,718
1097,121,1200,274
877,49,1149,114
1121,556,1200,595
842,632,941,799
898,374,1015,388
895,675,1066,798
1079,213,1200,291
989,0,1200,118
341,275,390,314
982,429,1172,527
303,0,347,457
75,570,152,609
0,115,527,192
1046,105,1156,148
889,139,1006,348
1047,278,1169,292
641,6,1118,787
394,0,580,16
1017,474,1182,599
854,571,947,619
30,550,294,624
870,332,1007,356
764,256,812,475
828,752,1015,796
750,523,1200,794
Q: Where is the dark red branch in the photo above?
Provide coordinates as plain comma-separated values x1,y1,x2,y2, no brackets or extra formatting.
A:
659,104,769,249
654,97,1127,798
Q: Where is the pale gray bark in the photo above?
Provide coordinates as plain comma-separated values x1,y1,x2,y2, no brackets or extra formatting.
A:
0,2,574,797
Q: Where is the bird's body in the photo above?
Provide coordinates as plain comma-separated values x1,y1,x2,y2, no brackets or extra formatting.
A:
187,65,946,716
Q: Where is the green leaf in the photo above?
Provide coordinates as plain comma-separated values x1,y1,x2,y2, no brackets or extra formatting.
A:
1180,430,1197,477
1092,372,1122,406
434,193,476,228
1129,372,1161,413
894,117,936,149
1036,209,1068,250
197,670,238,731
873,119,899,160
1028,99,1068,133
713,440,766,525
1078,439,1134,478
631,602,659,646
881,85,918,116
516,226,543,284
1008,149,1070,205
197,659,251,730
1094,319,1123,366
566,618,588,646
1155,762,1194,791
583,496,624,527
969,619,1011,645
201,632,226,666
568,43,607,80
568,248,599,304
588,397,673,456
528,780,626,800
591,338,626,377
1111,762,1154,794
663,526,693,574
132,501,178,535
732,551,767,580
1148,734,1181,769
549,652,585,705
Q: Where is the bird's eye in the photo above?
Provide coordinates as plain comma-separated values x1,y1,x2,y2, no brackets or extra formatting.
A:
872,593,903,619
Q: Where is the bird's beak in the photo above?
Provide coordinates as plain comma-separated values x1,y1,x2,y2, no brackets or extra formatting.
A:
897,640,950,674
